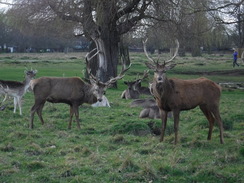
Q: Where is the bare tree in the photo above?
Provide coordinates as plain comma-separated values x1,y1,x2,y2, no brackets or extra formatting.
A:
8,0,154,85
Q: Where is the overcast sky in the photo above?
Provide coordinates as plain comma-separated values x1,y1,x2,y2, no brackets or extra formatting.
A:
0,0,13,10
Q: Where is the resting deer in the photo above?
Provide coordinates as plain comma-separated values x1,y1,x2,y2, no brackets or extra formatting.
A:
121,70,150,99
0,69,37,115
91,95,111,107
143,39,224,144
30,48,130,129
131,98,172,119
134,70,151,95
121,80,140,99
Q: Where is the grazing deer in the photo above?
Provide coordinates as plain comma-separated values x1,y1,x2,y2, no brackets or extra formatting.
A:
0,69,37,115
121,70,150,99
30,49,130,129
143,39,224,144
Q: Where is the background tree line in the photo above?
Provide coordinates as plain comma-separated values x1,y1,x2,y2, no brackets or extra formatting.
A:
0,0,243,82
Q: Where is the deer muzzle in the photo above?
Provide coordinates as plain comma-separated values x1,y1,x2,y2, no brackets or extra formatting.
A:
157,76,163,82
98,98,103,102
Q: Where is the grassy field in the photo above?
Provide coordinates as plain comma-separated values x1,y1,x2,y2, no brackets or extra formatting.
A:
0,52,243,183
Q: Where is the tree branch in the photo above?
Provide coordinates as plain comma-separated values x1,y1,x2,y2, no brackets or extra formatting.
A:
117,0,153,35
47,0,83,23
116,0,141,19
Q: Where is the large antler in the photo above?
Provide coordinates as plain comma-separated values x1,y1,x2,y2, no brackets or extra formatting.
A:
136,70,149,82
142,38,156,64
104,63,131,86
165,39,179,64
143,39,179,66
85,48,131,86
85,48,101,83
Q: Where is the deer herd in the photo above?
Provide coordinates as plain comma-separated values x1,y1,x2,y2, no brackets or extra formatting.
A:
0,40,224,144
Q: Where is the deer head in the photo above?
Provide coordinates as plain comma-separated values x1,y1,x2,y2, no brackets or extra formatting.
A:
86,48,131,101
24,68,38,79
134,70,149,89
143,39,179,83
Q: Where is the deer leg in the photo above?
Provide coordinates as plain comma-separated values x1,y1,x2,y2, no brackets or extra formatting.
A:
173,110,180,145
30,105,37,129
211,107,224,144
30,100,45,129
160,109,168,142
68,106,74,129
121,90,126,99
199,105,215,141
36,102,45,125
13,97,17,113
2,94,7,104
17,97,22,115
73,105,81,129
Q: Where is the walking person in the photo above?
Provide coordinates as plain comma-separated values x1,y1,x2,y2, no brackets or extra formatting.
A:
233,49,239,67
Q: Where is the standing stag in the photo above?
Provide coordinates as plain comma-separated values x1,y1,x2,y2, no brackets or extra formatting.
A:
30,49,130,129
0,69,37,115
143,39,224,144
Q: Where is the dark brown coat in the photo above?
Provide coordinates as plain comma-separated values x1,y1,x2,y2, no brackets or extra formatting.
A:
30,77,105,129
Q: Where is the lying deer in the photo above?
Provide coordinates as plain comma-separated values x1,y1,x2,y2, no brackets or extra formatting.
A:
121,70,150,99
134,70,151,95
0,69,37,115
131,98,172,119
143,39,224,144
30,48,130,129
121,80,140,99
91,95,111,107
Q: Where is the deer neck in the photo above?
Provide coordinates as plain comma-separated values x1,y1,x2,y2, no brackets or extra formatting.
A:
85,84,98,104
22,77,32,92
154,77,172,98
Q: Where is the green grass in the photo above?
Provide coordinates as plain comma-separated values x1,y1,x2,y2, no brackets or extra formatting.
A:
0,52,243,183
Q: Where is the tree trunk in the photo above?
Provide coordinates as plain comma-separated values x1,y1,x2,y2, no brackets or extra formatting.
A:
90,29,120,87
191,39,202,57
119,38,130,68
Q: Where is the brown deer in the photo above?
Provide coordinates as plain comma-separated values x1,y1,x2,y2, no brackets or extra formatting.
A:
121,70,150,99
0,69,37,115
143,39,224,144
30,48,130,129
134,70,151,95
121,80,140,99
131,98,172,119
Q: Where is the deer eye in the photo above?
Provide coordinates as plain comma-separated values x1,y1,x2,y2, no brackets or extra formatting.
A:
103,91,106,95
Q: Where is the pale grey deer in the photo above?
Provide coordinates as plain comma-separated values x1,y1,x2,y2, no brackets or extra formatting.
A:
0,69,37,115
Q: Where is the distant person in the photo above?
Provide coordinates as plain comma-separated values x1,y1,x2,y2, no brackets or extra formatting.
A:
233,49,239,67
241,51,244,63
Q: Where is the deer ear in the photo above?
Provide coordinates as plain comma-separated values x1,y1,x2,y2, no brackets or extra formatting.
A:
165,64,176,71
145,62,156,70
136,79,142,83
